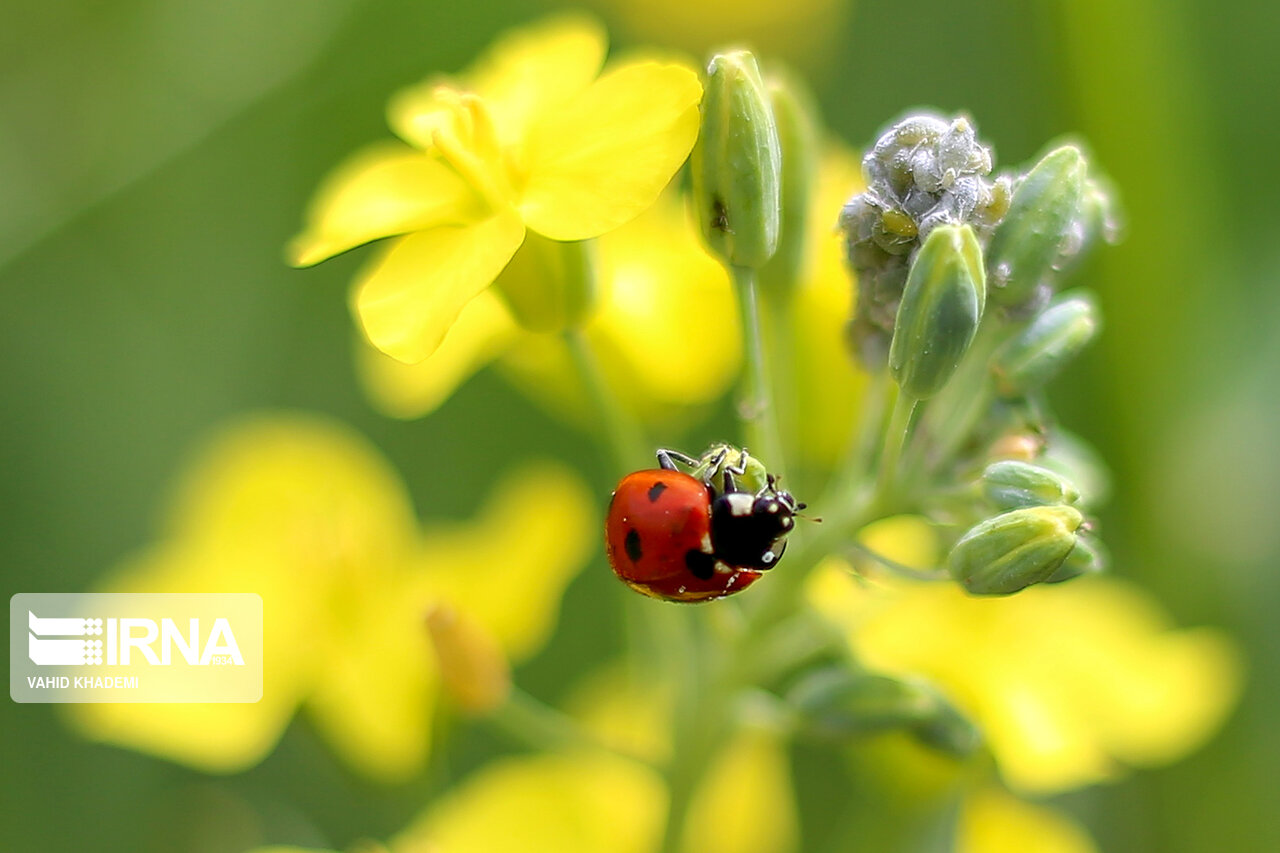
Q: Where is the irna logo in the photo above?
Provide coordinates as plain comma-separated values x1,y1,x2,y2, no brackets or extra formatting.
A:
27,611,244,667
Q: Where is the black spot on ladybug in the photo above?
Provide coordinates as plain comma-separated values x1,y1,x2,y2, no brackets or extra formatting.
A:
624,528,643,563
684,548,716,580
647,481,668,502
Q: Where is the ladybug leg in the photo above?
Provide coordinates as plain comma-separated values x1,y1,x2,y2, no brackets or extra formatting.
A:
656,448,700,471
718,448,753,493
698,447,730,487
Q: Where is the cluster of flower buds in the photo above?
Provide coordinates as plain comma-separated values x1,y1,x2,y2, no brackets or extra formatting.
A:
841,114,1117,372
840,115,1011,364
946,456,1109,594
840,114,1119,596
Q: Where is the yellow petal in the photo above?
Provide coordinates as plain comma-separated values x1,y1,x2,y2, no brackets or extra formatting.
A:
681,730,799,853
353,213,526,364
417,462,596,660
393,752,665,853
816,563,1243,795
356,288,519,419
69,416,430,777
287,142,478,267
497,191,739,428
791,145,868,466
306,577,439,782
519,61,702,240
166,415,419,554
65,544,312,773
856,515,940,573
1094,627,1241,766
587,192,739,414
957,788,1097,853
389,14,606,149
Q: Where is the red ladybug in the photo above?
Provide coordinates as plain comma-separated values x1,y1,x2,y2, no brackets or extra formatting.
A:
605,448,801,602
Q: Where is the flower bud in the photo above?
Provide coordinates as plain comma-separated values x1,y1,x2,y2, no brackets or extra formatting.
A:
948,505,1084,595
981,460,1080,510
987,146,1086,307
992,293,1099,397
787,668,979,757
889,223,986,399
1046,533,1108,583
492,233,596,333
426,605,511,713
758,67,819,301
986,431,1045,463
691,51,781,269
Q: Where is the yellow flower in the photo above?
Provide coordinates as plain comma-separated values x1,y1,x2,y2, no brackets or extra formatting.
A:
358,188,741,427
567,662,799,853
387,661,794,853
67,414,594,781
807,516,1243,794
785,143,869,467
289,14,703,365
957,787,1097,853
393,751,666,853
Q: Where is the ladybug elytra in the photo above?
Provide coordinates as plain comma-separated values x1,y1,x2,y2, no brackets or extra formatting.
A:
605,446,802,602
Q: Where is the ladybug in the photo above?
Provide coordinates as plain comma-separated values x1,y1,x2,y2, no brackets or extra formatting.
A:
605,447,802,602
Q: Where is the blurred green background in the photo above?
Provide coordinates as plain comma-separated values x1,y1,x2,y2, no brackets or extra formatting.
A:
2,0,1276,850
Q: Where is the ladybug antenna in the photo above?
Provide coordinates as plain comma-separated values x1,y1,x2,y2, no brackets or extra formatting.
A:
793,503,822,524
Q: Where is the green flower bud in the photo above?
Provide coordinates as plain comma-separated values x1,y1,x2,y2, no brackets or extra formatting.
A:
1046,533,1108,583
889,223,986,399
758,66,819,301
492,233,596,332
992,293,1100,397
948,505,1084,595
691,51,781,269
987,146,1086,307
981,460,1080,509
787,668,980,757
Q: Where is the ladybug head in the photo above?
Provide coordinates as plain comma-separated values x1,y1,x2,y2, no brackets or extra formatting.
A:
709,477,801,571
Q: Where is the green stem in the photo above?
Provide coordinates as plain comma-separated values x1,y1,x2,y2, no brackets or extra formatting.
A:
873,389,919,514
659,609,719,853
565,327,649,473
905,316,1010,485
845,540,950,582
761,292,801,487
732,265,786,473
490,687,652,766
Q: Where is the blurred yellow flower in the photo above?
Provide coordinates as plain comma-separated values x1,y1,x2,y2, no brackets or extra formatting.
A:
359,188,741,427
957,787,1097,853
807,516,1242,794
393,751,666,853
566,661,798,853
68,414,594,781
289,14,702,364
785,143,868,467
386,660,794,853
